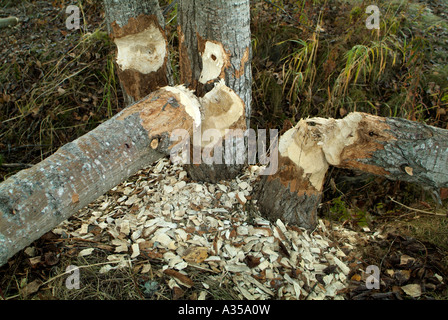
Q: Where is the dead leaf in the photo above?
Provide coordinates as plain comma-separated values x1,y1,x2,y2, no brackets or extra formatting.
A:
78,248,94,257
172,286,185,300
395,270,411,285
44,251,59,266
21,280,42,297
440,188,448,201
351,274,362,281
57,87,66,95
164,269,194,288
29,256,42,266
400,255,415,266
401,284,421,298
182,246,208,263
244,255,261,268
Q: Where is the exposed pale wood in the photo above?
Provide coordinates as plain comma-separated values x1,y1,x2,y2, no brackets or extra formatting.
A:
178,0,252,127
0,86,199,266
184,81,247,183
103,0,173,105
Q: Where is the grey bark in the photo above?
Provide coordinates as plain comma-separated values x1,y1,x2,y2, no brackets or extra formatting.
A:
347,116,448,191
0,87,197,266
103,0,165,33
178,0,252,182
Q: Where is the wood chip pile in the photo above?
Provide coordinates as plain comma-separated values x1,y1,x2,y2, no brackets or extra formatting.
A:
52,158,360,300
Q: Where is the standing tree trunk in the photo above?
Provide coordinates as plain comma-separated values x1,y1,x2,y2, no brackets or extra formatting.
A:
178,0,252,182
103,0,173,106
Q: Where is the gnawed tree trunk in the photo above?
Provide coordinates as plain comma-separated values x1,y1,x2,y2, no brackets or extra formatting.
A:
185,80,247,183
178,0,252,181
255,112,448,230
103,0,173,106
178,0,252,123
0,85,203,266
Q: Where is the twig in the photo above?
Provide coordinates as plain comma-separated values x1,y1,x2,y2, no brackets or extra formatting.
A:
379,237,396,272
388,196,446,217
1,163,33,168
40,259,134,287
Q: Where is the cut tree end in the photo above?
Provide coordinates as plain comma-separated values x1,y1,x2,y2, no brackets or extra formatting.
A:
278,121,328,192
163,85,202,128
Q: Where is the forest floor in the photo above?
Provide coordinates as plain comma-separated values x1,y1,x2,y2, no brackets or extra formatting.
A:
0,0,447,300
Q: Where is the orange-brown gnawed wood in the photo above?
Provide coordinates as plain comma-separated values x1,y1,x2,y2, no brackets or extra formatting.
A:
337,113,394,176
234,46,250,78
265,155,321,197
117,86,201,140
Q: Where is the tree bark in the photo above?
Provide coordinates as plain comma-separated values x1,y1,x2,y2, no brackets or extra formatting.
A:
178,0,252,182
178,0,252,125
255,112,448,229
103,0,173,106
0,85,201,266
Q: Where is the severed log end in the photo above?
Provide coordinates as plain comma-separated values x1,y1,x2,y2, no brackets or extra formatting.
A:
184,80,247,183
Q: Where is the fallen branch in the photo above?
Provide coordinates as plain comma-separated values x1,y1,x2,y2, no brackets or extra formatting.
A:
0,16,18,29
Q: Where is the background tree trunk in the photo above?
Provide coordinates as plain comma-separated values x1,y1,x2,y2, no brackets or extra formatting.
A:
103,0,173,106
0,86,201,266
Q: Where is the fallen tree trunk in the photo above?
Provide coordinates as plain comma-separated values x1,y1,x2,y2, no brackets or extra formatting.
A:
0,85,201,266
255,112,448,229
